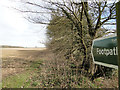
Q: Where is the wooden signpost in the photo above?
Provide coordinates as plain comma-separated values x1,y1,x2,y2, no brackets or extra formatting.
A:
116,1,120,89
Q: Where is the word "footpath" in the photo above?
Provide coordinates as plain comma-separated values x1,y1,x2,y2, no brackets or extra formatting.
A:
96,47,118,56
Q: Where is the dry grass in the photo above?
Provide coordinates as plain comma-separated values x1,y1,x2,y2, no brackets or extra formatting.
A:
2,48,46,77
2,48,46,58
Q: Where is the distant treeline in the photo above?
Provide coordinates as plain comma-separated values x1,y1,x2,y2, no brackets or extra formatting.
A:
1,45,24,48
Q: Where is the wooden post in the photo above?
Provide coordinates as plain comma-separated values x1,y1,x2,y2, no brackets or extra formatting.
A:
116,1,120,89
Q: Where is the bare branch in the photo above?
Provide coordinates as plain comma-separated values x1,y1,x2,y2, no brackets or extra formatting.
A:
13,7,54,14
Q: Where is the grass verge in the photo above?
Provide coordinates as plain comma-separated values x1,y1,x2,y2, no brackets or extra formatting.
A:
2,59,43,88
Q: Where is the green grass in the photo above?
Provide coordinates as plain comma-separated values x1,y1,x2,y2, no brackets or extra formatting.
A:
30,60,43,69
0,83,2,89
2,71,31,88
2,59,43,88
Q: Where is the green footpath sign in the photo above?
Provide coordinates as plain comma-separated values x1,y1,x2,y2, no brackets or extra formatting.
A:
91,36,118,69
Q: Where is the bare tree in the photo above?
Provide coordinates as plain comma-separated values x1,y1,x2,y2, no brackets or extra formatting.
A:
16,0,116,75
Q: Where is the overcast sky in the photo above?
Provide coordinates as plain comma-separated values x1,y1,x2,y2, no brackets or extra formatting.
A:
0,0,47,47
0,0,117,47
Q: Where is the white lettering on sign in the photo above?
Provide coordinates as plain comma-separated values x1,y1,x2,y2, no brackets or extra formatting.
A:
111,38,117,42
96,47,118,56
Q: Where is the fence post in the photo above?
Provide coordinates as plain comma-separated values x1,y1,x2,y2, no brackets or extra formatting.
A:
116,1,120,89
